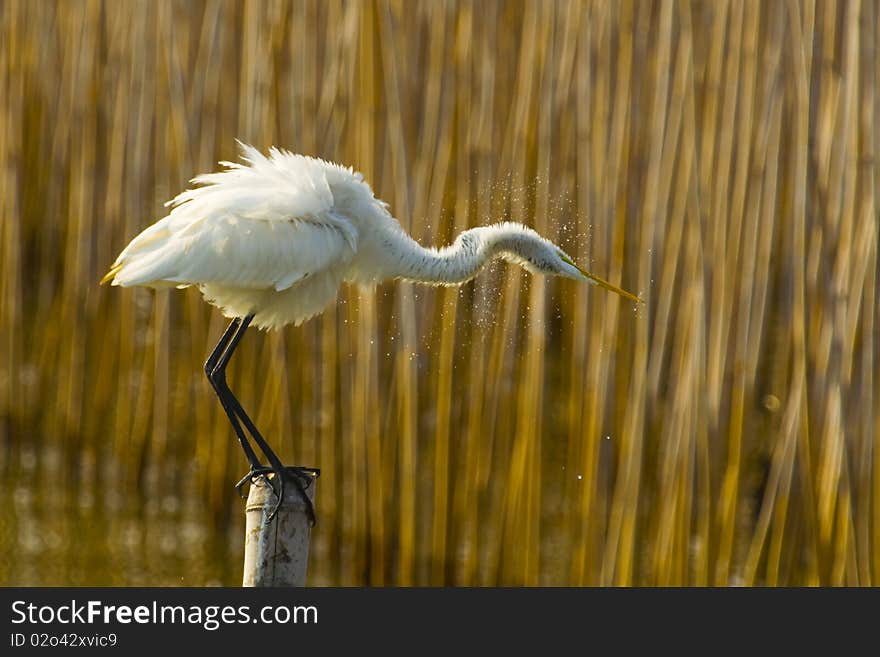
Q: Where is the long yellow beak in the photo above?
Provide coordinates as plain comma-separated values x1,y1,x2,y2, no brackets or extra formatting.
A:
561,254,643,304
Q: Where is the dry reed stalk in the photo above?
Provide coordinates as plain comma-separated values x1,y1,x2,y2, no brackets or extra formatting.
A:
649,21,692,585
376,0,417,586
425,4,458,585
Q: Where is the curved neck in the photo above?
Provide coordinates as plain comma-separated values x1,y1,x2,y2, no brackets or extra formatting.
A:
386,223,538,285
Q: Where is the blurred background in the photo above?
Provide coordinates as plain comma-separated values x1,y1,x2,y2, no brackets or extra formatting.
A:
0,0,878,586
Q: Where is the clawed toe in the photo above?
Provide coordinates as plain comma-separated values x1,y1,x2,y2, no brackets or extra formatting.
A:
234,466,276,498
285,467,319,526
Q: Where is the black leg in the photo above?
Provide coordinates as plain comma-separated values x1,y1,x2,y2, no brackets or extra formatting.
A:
205,318,262,471
208,315,317,524
211,317,287,470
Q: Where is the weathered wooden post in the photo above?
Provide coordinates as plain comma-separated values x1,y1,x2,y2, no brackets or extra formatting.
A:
242,469,318,587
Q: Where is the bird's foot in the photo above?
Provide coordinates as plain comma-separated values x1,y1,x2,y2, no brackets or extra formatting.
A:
235,465,320,526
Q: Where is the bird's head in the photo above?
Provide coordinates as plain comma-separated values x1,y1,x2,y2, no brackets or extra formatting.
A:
490,224,642,304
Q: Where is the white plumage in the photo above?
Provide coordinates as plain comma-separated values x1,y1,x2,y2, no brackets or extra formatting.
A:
104,142,640,330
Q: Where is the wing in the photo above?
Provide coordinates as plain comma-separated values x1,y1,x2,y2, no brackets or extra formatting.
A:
106,143,360,289
109,210,357,290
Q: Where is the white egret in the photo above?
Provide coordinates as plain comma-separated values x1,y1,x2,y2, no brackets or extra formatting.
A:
102,142,641,521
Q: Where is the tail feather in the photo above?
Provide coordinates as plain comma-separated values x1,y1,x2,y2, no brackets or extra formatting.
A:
100,263,123,285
